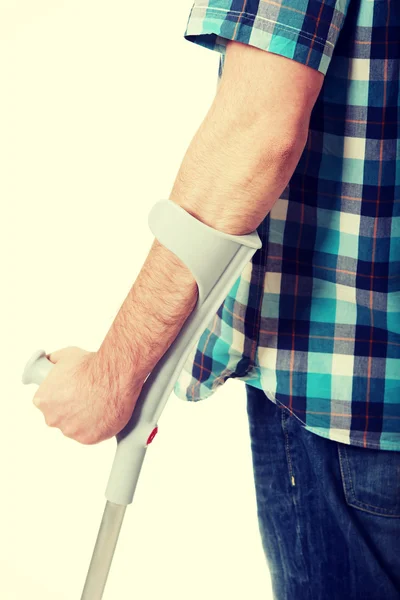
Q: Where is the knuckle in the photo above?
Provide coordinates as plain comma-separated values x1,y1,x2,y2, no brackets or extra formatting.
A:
81,434,99,446
62,426,74,438
33,396,41,408
62,425,101,445
76,430,99,445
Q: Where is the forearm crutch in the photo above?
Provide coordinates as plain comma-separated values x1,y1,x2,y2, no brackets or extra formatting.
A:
21,198,262,600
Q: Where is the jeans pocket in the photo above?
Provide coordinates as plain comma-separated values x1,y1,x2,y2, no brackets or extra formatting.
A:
337,443,400,518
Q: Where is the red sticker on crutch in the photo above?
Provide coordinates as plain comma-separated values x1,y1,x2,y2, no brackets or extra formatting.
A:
146,426,158,446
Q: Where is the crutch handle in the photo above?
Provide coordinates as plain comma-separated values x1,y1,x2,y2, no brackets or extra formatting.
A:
22,349,54,386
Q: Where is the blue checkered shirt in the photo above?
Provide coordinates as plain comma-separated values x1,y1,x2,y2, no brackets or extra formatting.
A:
173,0,400,451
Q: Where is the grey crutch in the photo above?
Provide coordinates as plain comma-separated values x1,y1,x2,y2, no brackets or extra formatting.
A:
22,198,262,599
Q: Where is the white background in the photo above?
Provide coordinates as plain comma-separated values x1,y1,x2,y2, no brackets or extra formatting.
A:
0,1,273,598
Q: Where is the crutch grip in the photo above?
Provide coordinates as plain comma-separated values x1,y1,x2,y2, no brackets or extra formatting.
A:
22,349,54,386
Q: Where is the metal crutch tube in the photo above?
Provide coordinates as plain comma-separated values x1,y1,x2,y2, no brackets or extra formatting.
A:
21,199,262,599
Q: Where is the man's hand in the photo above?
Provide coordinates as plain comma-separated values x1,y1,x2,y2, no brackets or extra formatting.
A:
32,346,143,445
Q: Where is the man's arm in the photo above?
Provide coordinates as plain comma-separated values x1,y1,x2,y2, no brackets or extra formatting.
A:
96,41,324,415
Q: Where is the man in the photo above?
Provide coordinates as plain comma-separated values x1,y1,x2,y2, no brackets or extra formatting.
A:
33,0,400,597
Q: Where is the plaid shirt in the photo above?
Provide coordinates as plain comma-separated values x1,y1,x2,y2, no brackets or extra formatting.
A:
173,0,400,451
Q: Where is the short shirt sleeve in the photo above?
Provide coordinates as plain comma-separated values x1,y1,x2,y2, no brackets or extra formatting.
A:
183,0,351,76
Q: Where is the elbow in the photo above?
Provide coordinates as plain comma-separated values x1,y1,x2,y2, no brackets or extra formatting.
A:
271,122,309,165
252,125,309,189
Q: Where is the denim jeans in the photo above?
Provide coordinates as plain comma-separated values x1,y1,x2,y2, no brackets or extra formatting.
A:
245,384,400,600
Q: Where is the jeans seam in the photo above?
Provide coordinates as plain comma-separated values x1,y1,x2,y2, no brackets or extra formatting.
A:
280,409,310,586
282,410,296,488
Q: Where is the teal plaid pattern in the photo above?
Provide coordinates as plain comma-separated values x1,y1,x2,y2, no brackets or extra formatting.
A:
173,0,400,451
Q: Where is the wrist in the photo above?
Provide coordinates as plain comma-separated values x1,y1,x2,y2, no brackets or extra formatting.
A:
95,340,146,401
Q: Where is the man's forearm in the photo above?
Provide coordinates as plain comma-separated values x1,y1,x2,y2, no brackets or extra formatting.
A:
97,237,199,395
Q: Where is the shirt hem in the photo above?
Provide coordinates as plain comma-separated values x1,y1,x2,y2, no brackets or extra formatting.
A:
272,396,400,451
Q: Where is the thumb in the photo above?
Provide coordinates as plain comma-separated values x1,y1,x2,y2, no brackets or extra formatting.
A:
47,346,86,364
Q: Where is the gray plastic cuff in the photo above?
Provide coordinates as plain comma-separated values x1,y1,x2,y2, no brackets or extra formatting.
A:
148,199,261,306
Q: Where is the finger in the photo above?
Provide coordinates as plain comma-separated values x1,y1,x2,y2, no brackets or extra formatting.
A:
47,348,65,364
47,346,81,364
